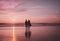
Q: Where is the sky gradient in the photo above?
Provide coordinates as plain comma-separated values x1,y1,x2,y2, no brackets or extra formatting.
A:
0,0,60,23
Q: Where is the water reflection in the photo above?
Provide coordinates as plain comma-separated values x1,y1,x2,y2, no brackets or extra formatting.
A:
25,26,31,41
0,35,12,41
0,35,3,41
0,26,60,41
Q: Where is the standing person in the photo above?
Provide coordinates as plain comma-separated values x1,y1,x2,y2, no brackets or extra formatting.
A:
25,19,32,41
25,19,32,27
27,19,31,32
27,19,32,27
25,19,28,27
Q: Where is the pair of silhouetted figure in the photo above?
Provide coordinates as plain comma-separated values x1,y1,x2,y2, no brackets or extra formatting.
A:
25,19,32,40
25,19,31,27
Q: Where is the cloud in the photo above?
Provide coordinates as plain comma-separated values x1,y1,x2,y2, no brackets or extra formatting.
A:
0,1,22,11
0,0,25,1
30,5,46,9
14,9,27,13
0,8,7,11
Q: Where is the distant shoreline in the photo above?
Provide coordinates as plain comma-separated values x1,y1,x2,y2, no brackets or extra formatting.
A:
0,23,60,27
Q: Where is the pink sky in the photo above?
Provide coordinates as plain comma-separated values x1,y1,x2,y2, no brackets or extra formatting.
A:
0,0,60,23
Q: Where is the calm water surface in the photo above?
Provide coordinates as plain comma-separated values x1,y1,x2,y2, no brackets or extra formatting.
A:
0,26,60,41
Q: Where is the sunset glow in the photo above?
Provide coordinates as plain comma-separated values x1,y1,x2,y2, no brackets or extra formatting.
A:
0,0,60,23
0,0,60,41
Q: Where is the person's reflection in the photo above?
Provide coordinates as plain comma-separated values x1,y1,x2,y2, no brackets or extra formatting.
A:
25,19,32,41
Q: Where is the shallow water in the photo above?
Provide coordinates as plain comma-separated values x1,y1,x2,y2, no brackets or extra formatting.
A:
0,26,60,41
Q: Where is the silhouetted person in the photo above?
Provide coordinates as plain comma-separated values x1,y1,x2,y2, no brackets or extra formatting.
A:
27,19,32,31
25,19,32,27
27,20,32,27
25,19,28,27
25,19,32,41
25,19,32,31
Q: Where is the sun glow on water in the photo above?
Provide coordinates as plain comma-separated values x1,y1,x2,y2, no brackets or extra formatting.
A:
12,26,16,41
12,18,16,41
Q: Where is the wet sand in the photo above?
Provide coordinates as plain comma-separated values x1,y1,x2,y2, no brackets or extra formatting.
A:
0,26,60,41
